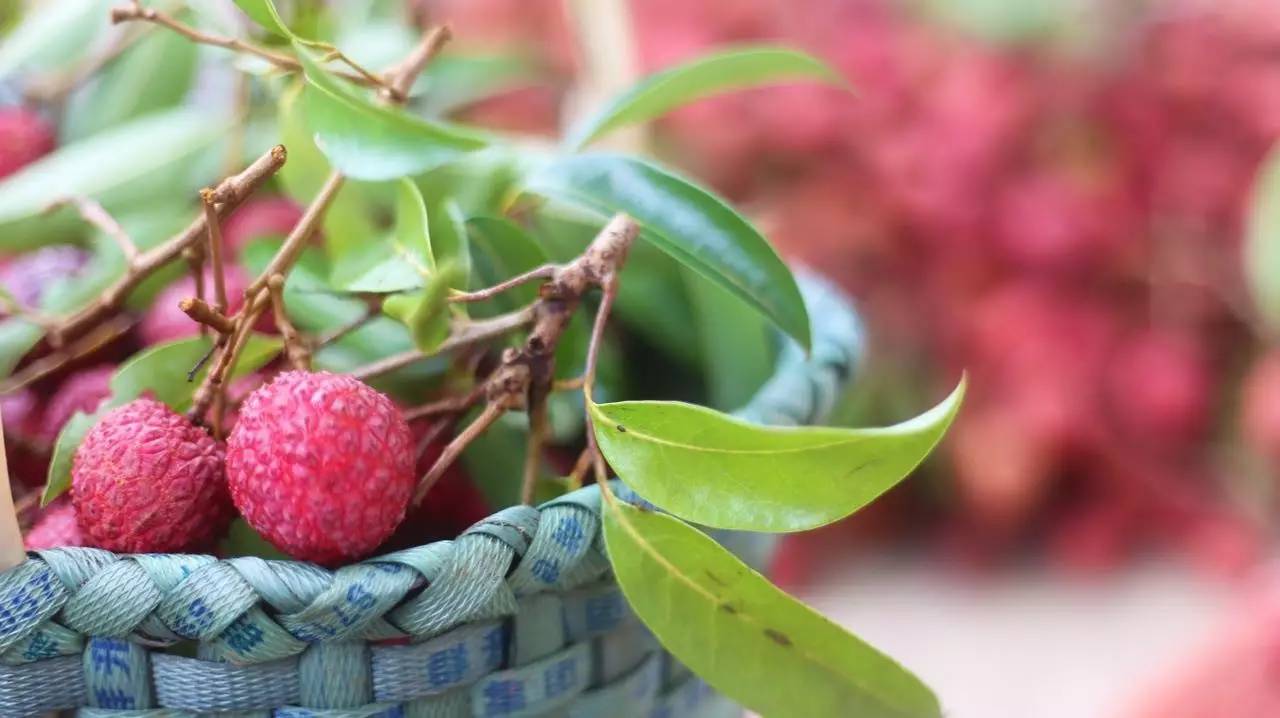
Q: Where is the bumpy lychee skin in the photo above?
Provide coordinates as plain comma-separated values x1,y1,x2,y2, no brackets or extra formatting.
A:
72,398,233,553
24,500,86,550
226,371,416,566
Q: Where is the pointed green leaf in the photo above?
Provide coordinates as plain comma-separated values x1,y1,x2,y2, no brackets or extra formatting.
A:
331,179,434,293
294,41,489,181
232,0,293,37
428,198,472,288
1246,143,1280,332
41,333,282,505
524,154,810,350
0,0,114,80
382,262,463,353
591,379,965,532
604,497,940,718
277,80,379,258
568,46,846,150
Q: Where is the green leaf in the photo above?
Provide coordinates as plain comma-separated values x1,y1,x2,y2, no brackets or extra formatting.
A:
683,267,774,410
0,108,228,247
0,319,43,378
590,379,965,532
62,16,199,140
331,179,434,293
568,46,846,150
220,518,291,559
428,199,471,288
0,0,113,80
466,216,547,315
294,41,489,181
41,334,282,505
603,497,941,718
1246,143,1280,332
277,80,380,258
524,154,810,351
382,262,462,353
232,0,293,37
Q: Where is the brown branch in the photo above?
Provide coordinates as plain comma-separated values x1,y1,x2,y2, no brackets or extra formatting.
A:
246,172,344,298
566,445,595,491
0,315,136,393
269,274,310,370
350,307,536,381
410,214,639,505
413,401,505,505
47,145,286,349
403,384,486,422
449,264,559,304
380,24,452,102
179,297,235,334
50,196,139,267
521,398,549,504
199,189,229,316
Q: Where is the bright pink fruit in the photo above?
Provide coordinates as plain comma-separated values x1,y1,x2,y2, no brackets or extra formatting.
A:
38,365,114,443
226,371,416,566
222,197,304,256
24,500,86,550
72,398,232,552
0,108,55,179
139,265,252,345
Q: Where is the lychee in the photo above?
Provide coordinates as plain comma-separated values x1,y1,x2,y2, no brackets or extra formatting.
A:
139,265,252,345
0,245,90,311
72,398,233,553
38,365,114,443
226,371,416,566
24,500,86,550
1241,351,1280,462
222,197,304,256
0,108,55,179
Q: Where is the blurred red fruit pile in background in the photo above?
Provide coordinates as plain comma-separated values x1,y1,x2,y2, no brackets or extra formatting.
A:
427,0,1280,576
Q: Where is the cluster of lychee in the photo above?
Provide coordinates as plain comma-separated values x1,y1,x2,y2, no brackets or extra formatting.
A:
1,105,488,564
434,0,1280,575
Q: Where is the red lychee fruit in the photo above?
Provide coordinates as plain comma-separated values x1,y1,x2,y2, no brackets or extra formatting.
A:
2,388,52,487
0,245,91,311
139,265,252,346
1104,329,1214,447
24,500,86,550
38,365,114,443
226,371,416,566
72,398,233,553
222,197,304,257
0,108,55,179
1241,352,1280,462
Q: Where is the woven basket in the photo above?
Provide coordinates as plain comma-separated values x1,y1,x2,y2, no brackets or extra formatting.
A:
0,275,863,718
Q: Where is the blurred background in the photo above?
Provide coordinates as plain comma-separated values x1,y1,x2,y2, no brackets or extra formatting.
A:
430,0,1280,715
3,0,1280,715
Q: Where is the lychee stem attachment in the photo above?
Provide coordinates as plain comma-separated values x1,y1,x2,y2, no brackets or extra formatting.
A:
269,274,310,371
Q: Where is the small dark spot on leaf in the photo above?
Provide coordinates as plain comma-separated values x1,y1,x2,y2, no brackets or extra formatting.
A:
704,570,727,586
616,424,626,433
719,601,739,614
764,629,792,647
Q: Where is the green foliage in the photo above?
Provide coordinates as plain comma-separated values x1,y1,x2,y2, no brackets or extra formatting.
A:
1246,143,1280,333
383,262,463,353
524,154,811,351
568,46,847,150
293,41,489,180
41,334,282,506
466,216,547,315
0,0,114,80
604,497,941,718
232,0,293,38
62,16,200,141
590,379,965,532
0,108,226,248
330,179,434,293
